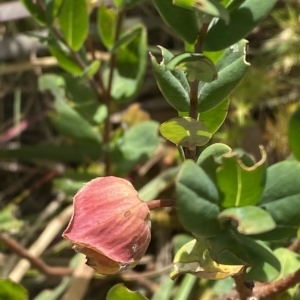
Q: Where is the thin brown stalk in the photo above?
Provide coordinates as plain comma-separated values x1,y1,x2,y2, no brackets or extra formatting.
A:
146,199,176,210
1,233,73,277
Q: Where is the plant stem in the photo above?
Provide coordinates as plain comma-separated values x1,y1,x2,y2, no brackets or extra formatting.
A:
102,10,125,175
146,199,176,210
233,274,253,300
254,269,300,299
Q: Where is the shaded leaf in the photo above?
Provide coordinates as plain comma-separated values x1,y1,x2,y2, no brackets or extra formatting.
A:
59,0,88,51
174,0,229,23
257,161,300,240
21,0,46,24
0,145,102,162
106,284,148,300
207,231,281,281
106,25,147,102
216,147,267,207
204,0,278,51
218,206,275,235
176,160,223,237
150,48,190,112
166,52,217,82
160,117,212,148
198,40,249,112
63,177,151,274
152,0,200,44
51,98,102,144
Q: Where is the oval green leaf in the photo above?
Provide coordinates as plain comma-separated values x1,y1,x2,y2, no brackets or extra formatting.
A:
152,0,200,44
174,0,229,23
216,146,267,207
160,117,212,148
198,39,249,112
204,0,278,51
106,284,148,300
97,4,117,50
59,0,88,51
218,206,276,235
166,52,217,82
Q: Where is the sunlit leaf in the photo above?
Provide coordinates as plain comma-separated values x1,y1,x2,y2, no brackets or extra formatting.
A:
216,147,267,207
0,205,23,233
288,103,300,161
106,284,148,300
171,239,244,279
218,206,275,235
59,0,88,51
0,279,27,300
160,117,211,148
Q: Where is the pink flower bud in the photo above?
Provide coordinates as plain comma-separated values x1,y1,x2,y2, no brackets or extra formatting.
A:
62,177,151,274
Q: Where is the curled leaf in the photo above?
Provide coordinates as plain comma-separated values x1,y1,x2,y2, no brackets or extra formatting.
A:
63,177,151,274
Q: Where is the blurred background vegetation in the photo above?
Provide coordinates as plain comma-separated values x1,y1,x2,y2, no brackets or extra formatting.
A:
0,0,299,299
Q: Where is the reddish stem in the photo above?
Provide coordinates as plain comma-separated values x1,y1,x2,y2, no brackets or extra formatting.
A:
146,199,176,210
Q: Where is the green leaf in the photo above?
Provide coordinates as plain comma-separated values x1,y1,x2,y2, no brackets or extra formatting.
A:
174,0,229,23
119,121,160,161
106,284,148,300
51,98,102,144
105,25,147,102
197,143,232,165
199,98,229,134
0,145,102,162
49,46,83,75
59,0,88,51
198,39,249,112
152,0,200,44
21,0,46,24
45,0,64,25
160,117,211,147
216,147,267,207
173,275,197,300
171,239,244,280
0,205,23,233
273,248,300,296
113,121,160,175
176,160,223,237
207,231,280,281
0,279,27,300
113,0,145,9
151,277,175,300
97,4,117,50
204,0,278,51
218,206,276,235
173,234,194,254
166,52,217,82
288,103,300,161
257,161,300,240
150,48,190,112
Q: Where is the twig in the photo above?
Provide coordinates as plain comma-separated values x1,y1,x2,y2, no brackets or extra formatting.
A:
146,199,176,210
289,238,300,253
233,274,253,300
254,269,300,299
0,52,109,75
102,10,125,175
0,233,73,277
8,205,73,282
